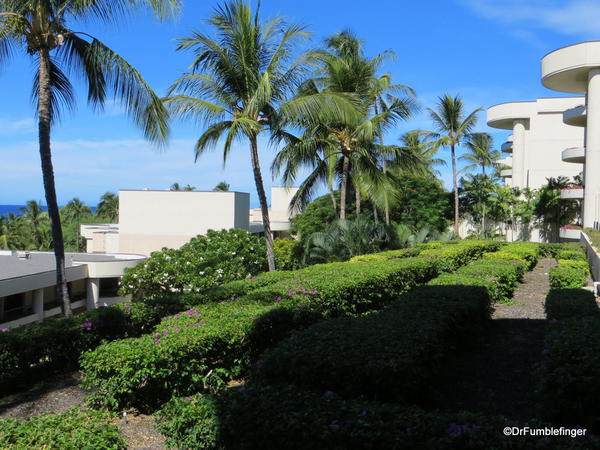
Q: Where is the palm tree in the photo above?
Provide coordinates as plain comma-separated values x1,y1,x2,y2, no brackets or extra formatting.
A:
460,133,500,176
214,181,230,192
165,1,356,271
183,184,196,191
62,198,92,251
21,200,47,250
0,0,178,315
426,95,482,234
96,192,119,222
170,183,182,191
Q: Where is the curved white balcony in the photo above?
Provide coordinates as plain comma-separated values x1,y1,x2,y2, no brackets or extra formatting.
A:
497,157,512,167
560,188,584,200
487,102,534,130
500,169,512,178
561,146,585,164
543,41,600,93
563,104,587,127
560,227,582,240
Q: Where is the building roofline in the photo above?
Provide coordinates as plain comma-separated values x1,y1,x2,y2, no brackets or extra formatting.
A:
119,189,249,195
542,40,600,59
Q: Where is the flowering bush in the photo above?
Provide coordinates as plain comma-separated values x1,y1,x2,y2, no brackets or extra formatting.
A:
120,229,267,300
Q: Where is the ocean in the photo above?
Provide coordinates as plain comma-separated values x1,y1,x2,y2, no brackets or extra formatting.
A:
0,205,31,216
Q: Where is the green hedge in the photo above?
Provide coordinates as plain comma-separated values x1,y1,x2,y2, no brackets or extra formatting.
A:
253,285,492,404
429,259,526,304
155,385,593,450
348,247,421,262
545,288,599,320
549,260,589,289
0,408,125,449
418,240,504,272
539,242,584,258
0,302,170,394
540,316,600,431
481,242,539,270
556,250,587,261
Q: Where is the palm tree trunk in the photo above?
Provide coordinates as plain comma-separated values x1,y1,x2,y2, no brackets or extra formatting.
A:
373,206,379,224
383,159,391,225
355,184,361,216
250,135,276,271
339,154,350,220
328,183,337,215
451,144,459,235
38,49,71,316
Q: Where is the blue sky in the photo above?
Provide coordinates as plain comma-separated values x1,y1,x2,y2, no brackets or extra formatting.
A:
1,0,599,207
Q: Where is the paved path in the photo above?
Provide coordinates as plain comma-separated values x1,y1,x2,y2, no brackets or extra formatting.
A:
435,259,556,420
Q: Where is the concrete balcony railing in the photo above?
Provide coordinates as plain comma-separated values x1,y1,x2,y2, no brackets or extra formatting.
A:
501,140,513,153
500,169,513,178
497,157,512,167
561,187,584,199
561,146,585,164
560,225,583,240
563,104,587,127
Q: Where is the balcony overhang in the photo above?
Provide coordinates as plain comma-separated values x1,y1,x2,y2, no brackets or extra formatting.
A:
563,104,587,127
542,41,600,93
497,157,512,167
487,102,534,129
501,140,513,153
500,169,512,178
561,146,585,164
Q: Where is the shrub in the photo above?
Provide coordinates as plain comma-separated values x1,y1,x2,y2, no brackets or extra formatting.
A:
539,242,584,258
545,288,599,320
430,259,526,303
539,316,600,431
482,242,539,270
419,240,504,272
155,385,594,450
556,250,587,261
253,285,491,404
348,247,421,262
273,238,300,270
0,408,125,449
120,229,267,300
549,260,589,289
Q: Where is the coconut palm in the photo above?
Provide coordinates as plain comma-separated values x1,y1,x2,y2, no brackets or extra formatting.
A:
460,132,500,175
165,1,357,271
96,192,119,222
0,0,178,315
62,198,92,251
21,200,47,250
213,181,230,192
425,95,482,234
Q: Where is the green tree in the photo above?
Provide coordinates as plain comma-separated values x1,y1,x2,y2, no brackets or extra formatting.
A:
425,95,482,234
213,181,230,192
0,0,178,315
165,1,355,271
96,192,119,222
460,173,496,236
460,133,500,175
61,198,92,251
534,177,580,242
21,200,48,250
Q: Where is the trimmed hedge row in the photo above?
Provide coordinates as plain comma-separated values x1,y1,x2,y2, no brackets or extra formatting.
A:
253,285,492,404
155,384,597,450
0,302,173,394
80,241,501,412
0,408,125,449
348,247,421,262
549,260,589,289
539,242,585,258
545,289,599,320
419,240,504,272
540,316,600,431
481,242,539,270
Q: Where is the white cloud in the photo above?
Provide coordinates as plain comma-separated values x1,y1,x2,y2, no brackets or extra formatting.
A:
461,0,600,36
0,118,35,135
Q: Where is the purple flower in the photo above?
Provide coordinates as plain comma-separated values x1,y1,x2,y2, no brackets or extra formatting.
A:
0,328,9,333
184,397,192,402
153,339,161,343
82,321,93,330
122,305,132,311
163,331,169,337
310,290,318,296
194,313,201,318
174,328,181,333
275,296,282,301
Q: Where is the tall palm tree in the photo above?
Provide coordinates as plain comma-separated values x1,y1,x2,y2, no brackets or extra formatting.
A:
0,0,178,315
460,132,500,176
96,192,119,222
62,198,92,251
165,1,356,271
21,200,47,250
426,95,482,234
397,130,446,178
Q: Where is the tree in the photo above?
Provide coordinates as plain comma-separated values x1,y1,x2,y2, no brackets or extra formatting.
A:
460,173,496,236
460,133,500,175
426,95,482,234
61,198,92,251
213,181,230,192
96,192,119,222
183,184,196,191
21,200,47,250
534,177,580,242
0,0,178,315
170,183,182,191
165,1,355,271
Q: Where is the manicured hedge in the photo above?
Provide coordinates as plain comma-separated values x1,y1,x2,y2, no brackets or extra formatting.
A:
348,247,421,262
482,242,539,270
155,385,595,450
545,288,599,320
540,316,600,431
0,302,169,394
419,240,504,272
430,259,526,304
549,260,589,289
253,285,492,404
0,408,125,449
556,250,587,261
539,242,584,258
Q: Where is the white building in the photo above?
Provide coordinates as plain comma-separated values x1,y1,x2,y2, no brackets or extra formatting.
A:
0,250,145,329
487,97,584,190
82,186,299,256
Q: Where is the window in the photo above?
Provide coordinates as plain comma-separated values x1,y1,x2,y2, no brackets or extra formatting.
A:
99,278,120,298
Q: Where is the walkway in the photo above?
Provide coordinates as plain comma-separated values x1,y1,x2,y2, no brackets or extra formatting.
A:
436,259,556,420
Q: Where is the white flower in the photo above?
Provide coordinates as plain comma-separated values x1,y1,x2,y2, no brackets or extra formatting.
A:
199,271,205,275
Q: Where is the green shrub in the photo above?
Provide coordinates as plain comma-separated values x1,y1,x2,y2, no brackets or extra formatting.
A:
482,242,539,270
545,288,599,320
539,242,584,258
419,240,504,272
155,385,592,450
0,408,125,449
549,260,589,289
348,247,421,262
254,285,491,404
556,250,587,261
540,316,600,431
120,229,267,300
430,258,526,304
273,238,301,270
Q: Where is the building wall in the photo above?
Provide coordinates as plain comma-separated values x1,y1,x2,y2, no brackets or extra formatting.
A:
118,190,250,256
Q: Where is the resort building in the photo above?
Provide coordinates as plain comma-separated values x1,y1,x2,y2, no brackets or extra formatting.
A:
0,250,145,329
487,97,584,190
82,186,299,256
542,41,600,234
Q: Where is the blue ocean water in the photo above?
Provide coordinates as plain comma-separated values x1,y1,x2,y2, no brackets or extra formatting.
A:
0,205,30,216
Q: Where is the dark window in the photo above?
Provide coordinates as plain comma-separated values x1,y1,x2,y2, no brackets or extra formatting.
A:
99,278,120,298
2,294,31,321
